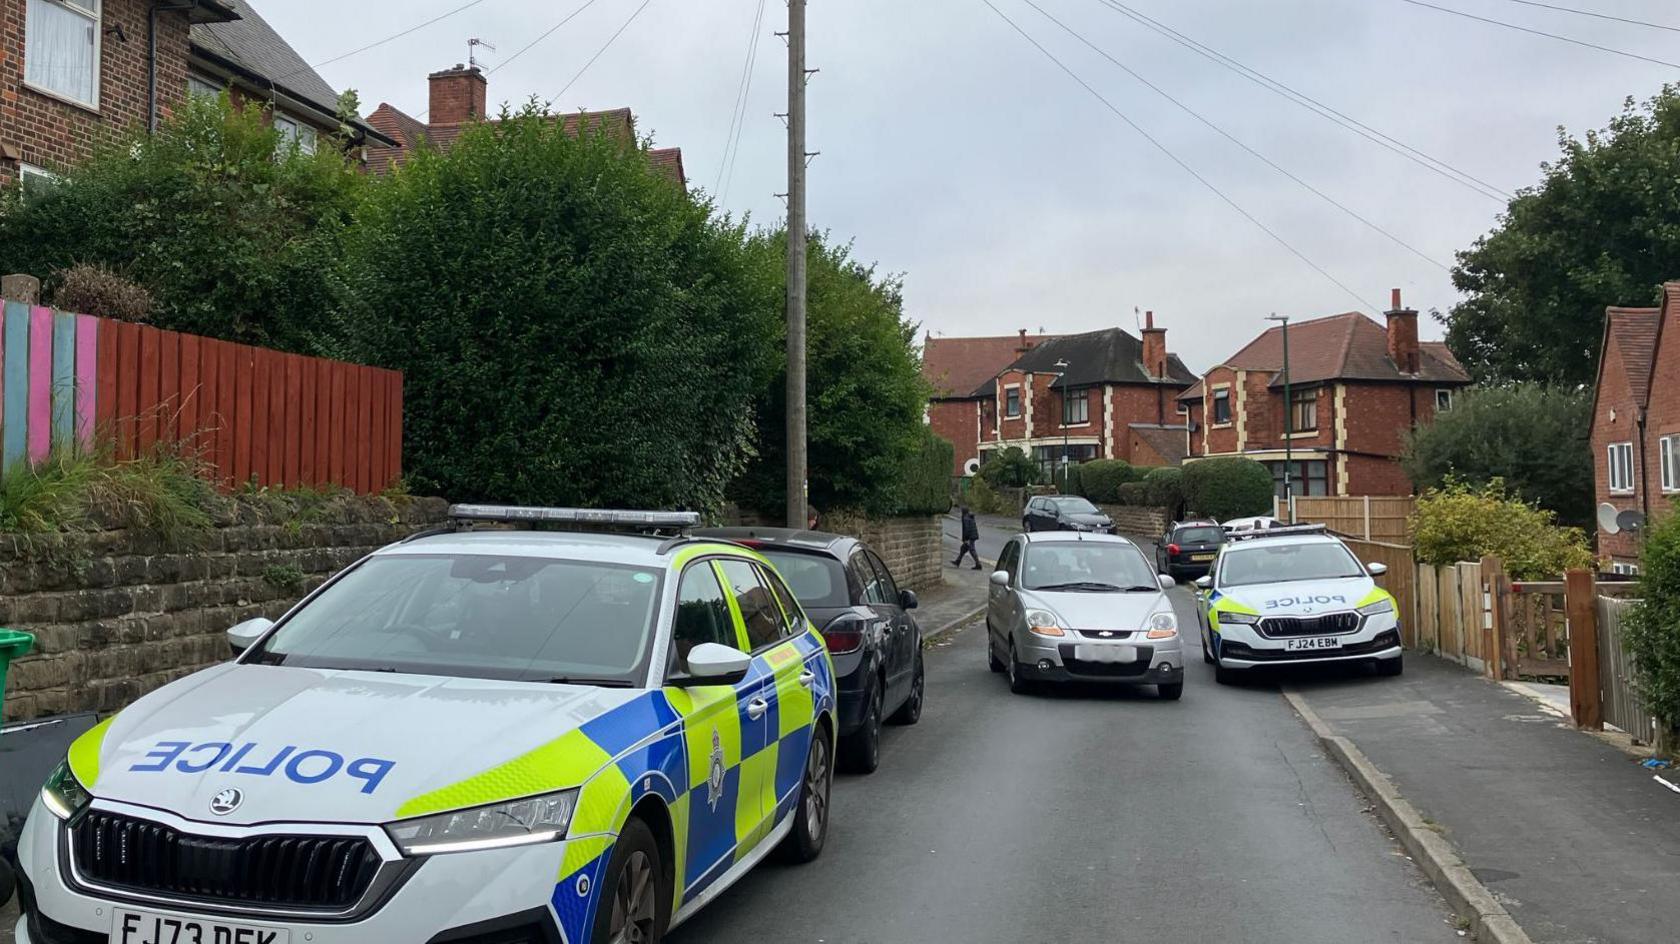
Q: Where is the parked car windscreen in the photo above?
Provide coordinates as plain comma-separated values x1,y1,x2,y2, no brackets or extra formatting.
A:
249,554,662,685
1022,541,1158,591
1050,496,1101,515
759,549,851,609
1172,526,1225,544
1220,542,1366,587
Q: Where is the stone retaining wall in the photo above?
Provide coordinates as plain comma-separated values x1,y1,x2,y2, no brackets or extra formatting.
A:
823,514,944,594
0,497,450,723
1096,504,1172,537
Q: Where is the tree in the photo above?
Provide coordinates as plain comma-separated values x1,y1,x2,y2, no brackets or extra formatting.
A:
0,96,363,354
342,106,780,512
734,233,933,517
1624,513,1680,747
1446,87,1680,386
1401,384,1593,529
979,447,1041,489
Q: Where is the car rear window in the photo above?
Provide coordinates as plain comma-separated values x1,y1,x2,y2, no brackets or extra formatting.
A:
1174,527,1225,544
760,549,851,609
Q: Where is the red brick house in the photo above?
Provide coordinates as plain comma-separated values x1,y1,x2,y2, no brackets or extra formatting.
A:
1588,285,1680,573
364,65,686,186
0,0,390,188
1182,291,1471,498
925,315,1195,477
924,329,1056,475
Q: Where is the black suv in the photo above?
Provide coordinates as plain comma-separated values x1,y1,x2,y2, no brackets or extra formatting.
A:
1156,520,1227,580
1022,495,1114,533
695,528,924,774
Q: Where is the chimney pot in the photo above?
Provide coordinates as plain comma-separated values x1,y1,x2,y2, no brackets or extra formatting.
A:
1391,288,1403,310
1145,310,1155,330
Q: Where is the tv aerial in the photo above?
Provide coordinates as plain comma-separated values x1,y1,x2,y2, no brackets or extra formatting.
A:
469,38,496,70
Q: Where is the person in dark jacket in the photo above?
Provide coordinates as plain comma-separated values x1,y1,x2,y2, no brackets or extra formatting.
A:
952,507,982,570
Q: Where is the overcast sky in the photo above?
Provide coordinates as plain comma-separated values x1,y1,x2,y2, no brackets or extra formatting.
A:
261,0,1680,373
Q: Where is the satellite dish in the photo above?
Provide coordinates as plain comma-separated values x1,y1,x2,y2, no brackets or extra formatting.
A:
963,457,982,477
1599,503,1623,535
1617,510,1647,534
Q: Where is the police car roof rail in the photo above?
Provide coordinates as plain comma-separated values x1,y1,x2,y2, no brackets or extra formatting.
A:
398,505,702,543
1225,523,1329,542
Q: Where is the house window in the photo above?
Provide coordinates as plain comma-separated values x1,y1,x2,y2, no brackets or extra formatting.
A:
1608,442,1635,494
1004,387,1021,418
17,164,59,202
187,74,223,100
25,0,100,109
1267,460,1330,499
1436,389,1454,411
1662,436,1679,493
1062,387,1089,426
273,114,318,155
1212,389,1232,425
1611,562,1641,577
1290,387,1318,432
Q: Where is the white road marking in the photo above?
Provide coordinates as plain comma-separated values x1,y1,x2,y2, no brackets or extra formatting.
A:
1653,775,1680,795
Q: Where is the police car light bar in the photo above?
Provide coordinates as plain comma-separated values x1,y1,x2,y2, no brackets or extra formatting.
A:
1227,523,1329,542
448,505,701,529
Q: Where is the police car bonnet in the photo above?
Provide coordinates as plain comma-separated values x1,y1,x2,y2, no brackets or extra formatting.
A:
80,662,643,825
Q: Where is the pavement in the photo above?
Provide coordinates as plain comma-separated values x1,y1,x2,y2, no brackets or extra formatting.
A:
1291,655,1680,944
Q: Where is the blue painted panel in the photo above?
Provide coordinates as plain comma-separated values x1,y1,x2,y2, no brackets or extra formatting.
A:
2,302,28,470
52,311,75,446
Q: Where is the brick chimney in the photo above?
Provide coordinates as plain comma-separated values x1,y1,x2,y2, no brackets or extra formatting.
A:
1017,328,1031,353
1141,310,1169,379
428,64,488,125
1385,288,1420,374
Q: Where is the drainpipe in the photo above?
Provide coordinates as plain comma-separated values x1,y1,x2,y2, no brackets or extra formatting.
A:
1638,407,1651,522
148,2,195,133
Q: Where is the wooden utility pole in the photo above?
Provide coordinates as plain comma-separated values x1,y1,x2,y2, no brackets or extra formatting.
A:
784,0,810,529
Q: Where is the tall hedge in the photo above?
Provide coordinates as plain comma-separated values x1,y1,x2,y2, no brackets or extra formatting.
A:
1078,460,1138,503
1625,512,1680,747
1182,458,1273,521
888,428,954,516
343,106,780,512
1144,467,1185,512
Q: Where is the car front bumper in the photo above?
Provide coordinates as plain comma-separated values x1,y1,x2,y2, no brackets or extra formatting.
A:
1014,630,1185,686
1213,613,1403,670
14,796,603,944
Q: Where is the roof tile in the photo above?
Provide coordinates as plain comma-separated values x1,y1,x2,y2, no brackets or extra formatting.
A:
923,335,1052,399
1223,311,1470,385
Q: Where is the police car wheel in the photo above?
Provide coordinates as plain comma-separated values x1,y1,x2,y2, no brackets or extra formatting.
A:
1214,661,1241,686
591,817,668,944
779,723,833,864
888,655,924,726
1201,631,1214,665
841,683,884,774
1376,655,1404,677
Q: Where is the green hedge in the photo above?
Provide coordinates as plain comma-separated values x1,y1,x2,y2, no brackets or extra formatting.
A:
1143,467,1185,511
1626,512,1680,746
1078,460,1140,503
889,429,955,516
1182,458,1273,521
1115,482,1150,506
1411,479,1593,577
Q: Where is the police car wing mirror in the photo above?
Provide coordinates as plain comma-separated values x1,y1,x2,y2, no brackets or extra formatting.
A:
1157,575,1177,590
990,570,1009,587
1194,576,1213,590
1366,562,1389,577
227,617,274,655
681,643,752,686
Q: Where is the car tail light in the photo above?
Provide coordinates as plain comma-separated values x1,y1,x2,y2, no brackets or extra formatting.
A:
1167,544,1181,557
822,617,865,655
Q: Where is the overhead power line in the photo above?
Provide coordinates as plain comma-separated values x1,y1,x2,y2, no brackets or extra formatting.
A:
415,0,607,120
1019,0,1451,272
1497,0,1680,34
715,0,772,200
1091,0,1512,202
978,0,1379,313
279,0,496,82
1398,0,1680,69
546,0,659,108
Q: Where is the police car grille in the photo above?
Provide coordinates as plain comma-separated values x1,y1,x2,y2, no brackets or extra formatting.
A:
71,811,381,911
1259,612,1361,638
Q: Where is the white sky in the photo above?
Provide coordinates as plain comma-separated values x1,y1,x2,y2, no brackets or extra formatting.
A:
258,0,1680,373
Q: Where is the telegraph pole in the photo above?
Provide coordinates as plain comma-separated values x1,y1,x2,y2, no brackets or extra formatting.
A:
785,0,810,529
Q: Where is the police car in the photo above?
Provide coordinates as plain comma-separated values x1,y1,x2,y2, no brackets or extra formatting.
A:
14,507,837,944
1195,525,1403,684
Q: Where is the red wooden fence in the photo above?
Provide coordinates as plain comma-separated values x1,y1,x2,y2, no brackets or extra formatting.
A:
91,321,402,494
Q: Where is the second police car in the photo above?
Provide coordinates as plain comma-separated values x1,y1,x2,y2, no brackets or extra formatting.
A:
1196,524,1404,684
13,507,836,944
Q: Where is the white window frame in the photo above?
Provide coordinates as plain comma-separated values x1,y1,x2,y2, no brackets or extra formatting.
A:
1436,388,1454,411
187,73,223,100
1662,436,1678,493
1003,385,1022,419
17,163,59,202
1608,442,1635,495
1611,562,1641,577
1061,386,1089,427
272,113,319,156
24,0,102,111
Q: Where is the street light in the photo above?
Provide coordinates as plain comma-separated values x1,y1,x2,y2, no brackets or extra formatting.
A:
1054,359,1071,488
1266,314,1293,522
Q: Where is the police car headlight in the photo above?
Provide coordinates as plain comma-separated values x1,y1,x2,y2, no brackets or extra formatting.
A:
1146,611,1178,639
1025,609,1065,637
41,761,91,821
385,789,579,856
1217,611,1260,626
1358,599,1395,618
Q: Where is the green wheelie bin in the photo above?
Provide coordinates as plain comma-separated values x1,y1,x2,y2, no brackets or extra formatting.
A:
0,629,32,911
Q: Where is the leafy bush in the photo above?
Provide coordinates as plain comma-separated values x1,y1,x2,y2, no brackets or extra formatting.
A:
1055,463,1084,497
1077,460,1138,503
885,428,953,516
1625,513,1680,743
978,447,1040,489
1115,482,1150,506
50,264,153,323
964,475,1006,515
1411,479,1593,578
0,96,364,354
1144,467,1185,512
1402,384,1593,528
1183,458,1273,521
343,106,778,513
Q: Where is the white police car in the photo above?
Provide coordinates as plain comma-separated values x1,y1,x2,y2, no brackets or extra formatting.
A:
14,507,836,944
1195,525,1403,684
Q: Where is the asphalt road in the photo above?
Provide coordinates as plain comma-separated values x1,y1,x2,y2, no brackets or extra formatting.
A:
670,588,1459,944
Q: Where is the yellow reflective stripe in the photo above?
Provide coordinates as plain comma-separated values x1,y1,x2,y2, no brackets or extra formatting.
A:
772,646,815,740
671,544,771,569
712,561,751,650
667,684,742,791
68,716,114,788
668,792,689,909
1211,599,1260,618
396,728,612,819
1356,587,1392,608
572,762,632,835
560,835,612,878
734,745,776,859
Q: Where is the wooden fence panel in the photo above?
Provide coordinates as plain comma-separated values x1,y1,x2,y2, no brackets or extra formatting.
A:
1598,596,1660,744
1346,539,1417,647
1283,495,1416,542
0,306,404,495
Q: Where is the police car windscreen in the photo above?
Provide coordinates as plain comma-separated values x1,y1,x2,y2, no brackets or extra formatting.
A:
759,550,849,609
248,555,662,684
1221,543,1365,587
1023,542,1156,591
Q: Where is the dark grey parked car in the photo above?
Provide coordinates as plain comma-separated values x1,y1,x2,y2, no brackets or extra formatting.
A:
695,528,924,774
1023,495,1114,534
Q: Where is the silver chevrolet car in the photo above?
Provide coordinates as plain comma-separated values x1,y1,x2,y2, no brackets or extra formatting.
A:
985,533,1184,699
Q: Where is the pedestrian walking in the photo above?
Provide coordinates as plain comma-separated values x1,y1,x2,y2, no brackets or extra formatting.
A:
952,506,982,570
